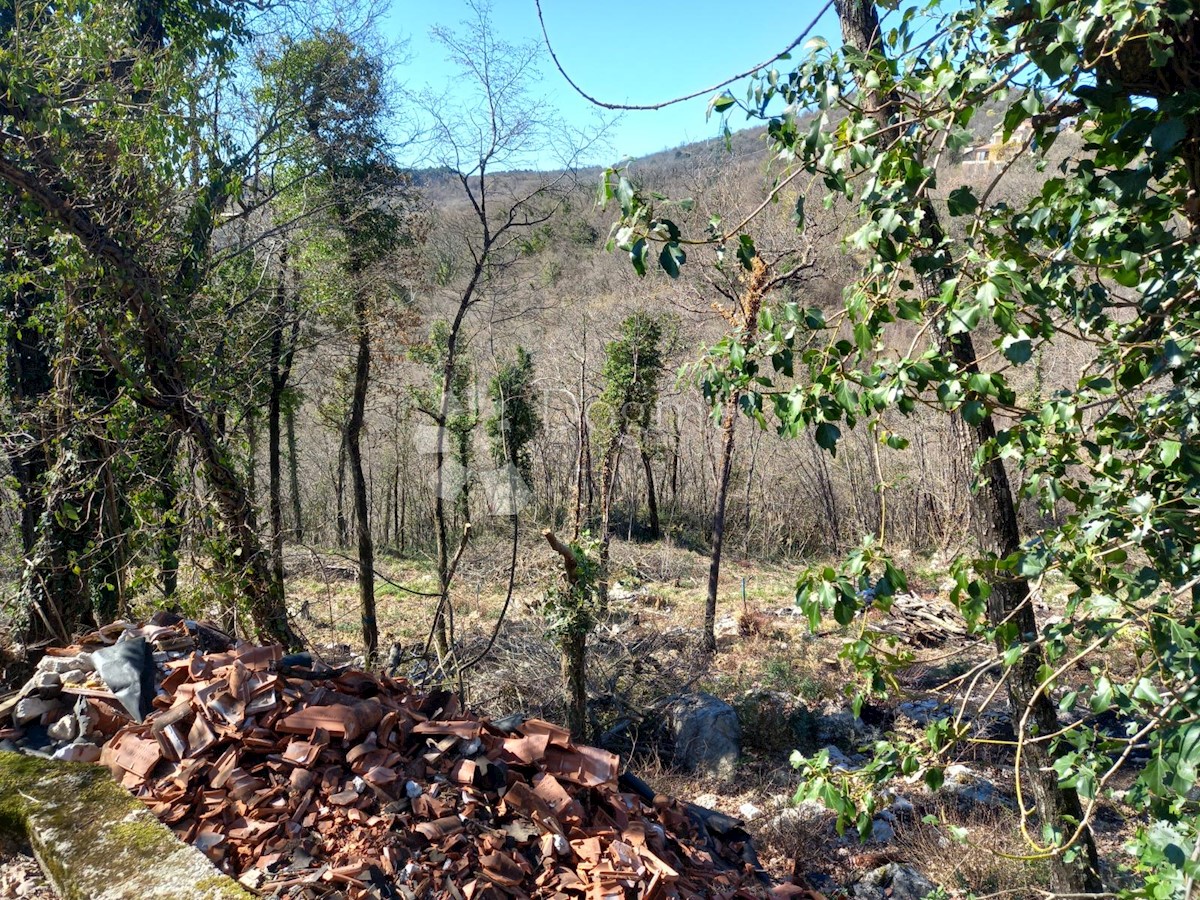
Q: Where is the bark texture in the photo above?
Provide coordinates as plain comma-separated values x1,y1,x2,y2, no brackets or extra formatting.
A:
346,288,377,665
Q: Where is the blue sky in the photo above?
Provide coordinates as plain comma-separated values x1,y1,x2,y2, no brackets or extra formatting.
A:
385,0,842,168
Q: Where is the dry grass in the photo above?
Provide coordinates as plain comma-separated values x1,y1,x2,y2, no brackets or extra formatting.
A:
889,801,1053,898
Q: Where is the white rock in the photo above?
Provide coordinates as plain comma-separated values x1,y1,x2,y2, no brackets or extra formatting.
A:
52,742,101,763
47,715,79,742
694,793,719,809
36,654,91,675
945,763,973,783
14,696,59,724
714,616,739,638
738,802,763,822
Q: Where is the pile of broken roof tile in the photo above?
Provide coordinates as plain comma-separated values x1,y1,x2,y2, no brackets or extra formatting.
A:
1,620,772,900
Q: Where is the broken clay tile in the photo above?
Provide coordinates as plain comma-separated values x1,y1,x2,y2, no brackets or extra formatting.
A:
282,739,321,767
363,766,397,788
24,624,772,900
498,732,549,765
233,643,282,671
106,732,163,779
543,744,618,788
448,758,477,785
478,851,526,888
414,816,464,842
410,719,482,739
186,712,217,758
289,768,315,793
328,787,360,806
533,774,584,822
277,701,381,742
519,718,572,748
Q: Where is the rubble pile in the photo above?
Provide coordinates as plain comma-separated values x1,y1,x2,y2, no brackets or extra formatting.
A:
0,619,770,899
0,617,216,763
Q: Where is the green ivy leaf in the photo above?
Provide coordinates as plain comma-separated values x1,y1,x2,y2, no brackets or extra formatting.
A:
947,185,979,216
815,421,842,453
630,238,648,277
736,234,757,270
659,242,686,278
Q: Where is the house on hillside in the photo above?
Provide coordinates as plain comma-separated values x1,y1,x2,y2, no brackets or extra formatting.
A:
962,120,1036,169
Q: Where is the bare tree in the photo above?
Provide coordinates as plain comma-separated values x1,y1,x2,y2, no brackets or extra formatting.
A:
413,0,605,662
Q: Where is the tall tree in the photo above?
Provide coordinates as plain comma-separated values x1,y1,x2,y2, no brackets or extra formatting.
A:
594,312,664,604
415,0,590,663
258,29,417,665
0,0,300,645
485,346,541,481
823,2,1100,886
702,259,768,652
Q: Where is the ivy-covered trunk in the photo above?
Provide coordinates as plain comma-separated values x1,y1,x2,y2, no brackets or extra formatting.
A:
640,447,659,540
832,0,1101,888
596,433,621,607
944,333,1102,892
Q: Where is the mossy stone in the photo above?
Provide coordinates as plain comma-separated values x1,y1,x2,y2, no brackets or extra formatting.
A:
0,750,253,899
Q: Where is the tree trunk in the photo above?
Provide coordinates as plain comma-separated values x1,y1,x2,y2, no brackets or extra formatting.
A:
336,430,349,548
346,288,377,665
544,529,589,740
159,432,181,600
3,278,51,558
573,365,588,540
946,333,1102,892
832,1,1101,888
431,280,480,659
381,462,392,548
703,397,737,651
398,480,406,555
246,411,258,508
742,432,758,557
640,447,660,540
286,398,303,542
812,437,841,550
268,332,286,615
669,409,680,504
561,630,587,740
597,435,622,606
268,253,301,615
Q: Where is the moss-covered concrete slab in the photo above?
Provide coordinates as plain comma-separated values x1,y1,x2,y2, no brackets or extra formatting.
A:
0,751,253,900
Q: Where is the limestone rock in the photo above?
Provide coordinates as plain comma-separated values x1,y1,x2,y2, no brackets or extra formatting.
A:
663,693,741,777
0,751,252,899
814,701,871,749
852,863,937,900
14,698,60,726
